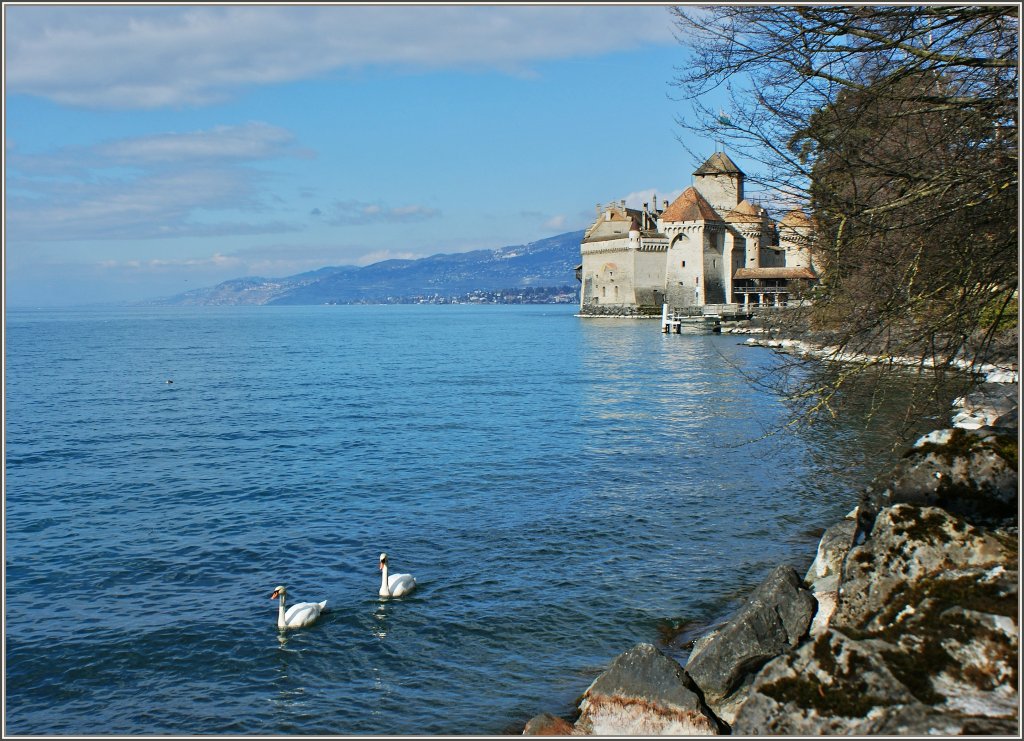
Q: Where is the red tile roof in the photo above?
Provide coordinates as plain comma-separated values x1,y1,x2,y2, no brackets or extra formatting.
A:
725,199,764,223
780,208,813,227
734,267,817,280
660,187,722,223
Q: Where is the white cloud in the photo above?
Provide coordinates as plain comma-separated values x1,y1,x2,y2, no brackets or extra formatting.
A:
7,165,299,242
92,243,423,282
97,122,308,163
543,214,568,230
12,170,202,234
352,249,422,266
98,252,246,272
6,123,306,241
5,5,677,109
10,122,302,175
328,200,440,226
621,187,685,210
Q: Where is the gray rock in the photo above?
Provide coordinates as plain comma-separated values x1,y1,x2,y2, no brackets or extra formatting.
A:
806,587,838,640
685,565,816,714
836,504,1012,632
733,629,921,734
733,504,1019,735
735,616,1020,735
871,707,1020,736
749,565,818,642
688,626,720,660
804,517,857,587
522,712,574,735
575,643,719,735
857,426,1018,531
804,518,857,637
708,673,756,728
951,385,1018,430
993,405,1018,429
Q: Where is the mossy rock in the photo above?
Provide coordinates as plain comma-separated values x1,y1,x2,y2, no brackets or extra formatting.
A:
859,428,1018,530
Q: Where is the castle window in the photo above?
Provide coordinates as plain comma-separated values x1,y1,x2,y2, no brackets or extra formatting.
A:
681,261,686,268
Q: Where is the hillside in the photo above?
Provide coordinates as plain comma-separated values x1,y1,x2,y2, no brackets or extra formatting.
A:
147,230,584,306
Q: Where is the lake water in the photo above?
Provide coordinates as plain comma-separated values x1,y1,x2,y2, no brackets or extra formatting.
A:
4,305,950,735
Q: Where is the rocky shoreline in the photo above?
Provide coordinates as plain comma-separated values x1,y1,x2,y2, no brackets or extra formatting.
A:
523,353,1019,735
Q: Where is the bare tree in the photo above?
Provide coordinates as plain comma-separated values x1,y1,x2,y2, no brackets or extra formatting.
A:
671,5,1019,428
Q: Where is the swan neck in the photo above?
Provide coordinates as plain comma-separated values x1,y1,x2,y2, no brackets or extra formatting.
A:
277,594,287,628
380,564,390,596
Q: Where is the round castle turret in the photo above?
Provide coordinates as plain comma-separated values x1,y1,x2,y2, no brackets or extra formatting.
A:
779,209,814,270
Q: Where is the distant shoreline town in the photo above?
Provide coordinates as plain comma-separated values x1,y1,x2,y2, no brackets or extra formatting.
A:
323,285,580,306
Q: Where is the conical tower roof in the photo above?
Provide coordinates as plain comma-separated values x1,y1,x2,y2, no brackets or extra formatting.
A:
660,187,723,223
725,199,764,224
693,151,743,176
780,208,813,227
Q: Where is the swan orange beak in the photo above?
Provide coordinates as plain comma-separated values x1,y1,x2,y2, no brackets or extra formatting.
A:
270,590,280,599
378,562,384,570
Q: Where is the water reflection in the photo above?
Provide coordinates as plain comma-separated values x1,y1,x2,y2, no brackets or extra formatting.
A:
573,322,970,560
372,602,391,640
273,627,304,657
271,631,307,718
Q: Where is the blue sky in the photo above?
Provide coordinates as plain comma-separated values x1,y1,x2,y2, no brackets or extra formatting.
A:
5,3,731,306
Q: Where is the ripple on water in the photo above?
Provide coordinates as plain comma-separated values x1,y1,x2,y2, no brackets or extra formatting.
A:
4,306,948,735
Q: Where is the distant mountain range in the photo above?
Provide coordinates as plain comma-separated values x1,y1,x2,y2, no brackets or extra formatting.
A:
146,230,584,306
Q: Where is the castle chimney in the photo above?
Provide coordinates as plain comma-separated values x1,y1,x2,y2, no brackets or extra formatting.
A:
663,200,669,210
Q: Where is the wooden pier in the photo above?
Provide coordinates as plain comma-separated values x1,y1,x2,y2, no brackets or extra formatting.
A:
661,303,752,334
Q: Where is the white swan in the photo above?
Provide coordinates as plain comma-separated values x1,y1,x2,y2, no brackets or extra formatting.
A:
379,553,417,597
270,585,327,629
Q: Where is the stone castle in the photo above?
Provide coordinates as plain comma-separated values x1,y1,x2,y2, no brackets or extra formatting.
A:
577,152,817,316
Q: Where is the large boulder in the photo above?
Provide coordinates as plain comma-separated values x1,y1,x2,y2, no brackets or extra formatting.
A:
733,628,1017,735
951,385,1019,430
733,628,923,734
684,565,817,724
733,504,1019,734
573,643,719,735
835,504,1014,631
803,516,857,637
857,426,1018,533
522,712,574,735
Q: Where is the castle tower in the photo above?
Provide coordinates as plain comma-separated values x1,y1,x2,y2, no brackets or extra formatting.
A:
693,152,744,215
725,199,768,266
725,199,771,302
659,187,725,308
779,208,815,271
